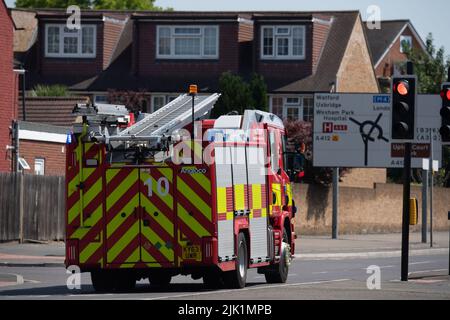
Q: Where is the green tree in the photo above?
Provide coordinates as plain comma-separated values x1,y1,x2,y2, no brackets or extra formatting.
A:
212,72,253,118
213,72,269,118
404,33,450,94
249,73,268,112
15,0,164,10
401,33,450,187
15,0,91,8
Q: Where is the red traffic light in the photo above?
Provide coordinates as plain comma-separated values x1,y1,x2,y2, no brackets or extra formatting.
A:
394,80,409,96
440,88,450,101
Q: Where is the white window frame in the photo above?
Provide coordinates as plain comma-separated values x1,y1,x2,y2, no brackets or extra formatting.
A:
34,158,45,176
261,25,306,60
45,24,97,58
94,94,108,103
270,95,316,121
400,35,412,53
156,25,219,60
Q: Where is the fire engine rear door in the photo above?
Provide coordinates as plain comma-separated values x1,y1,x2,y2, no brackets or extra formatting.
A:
105,167,141,265
139,167,175,266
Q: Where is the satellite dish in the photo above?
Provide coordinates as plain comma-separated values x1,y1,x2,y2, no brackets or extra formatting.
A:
18,157,30,170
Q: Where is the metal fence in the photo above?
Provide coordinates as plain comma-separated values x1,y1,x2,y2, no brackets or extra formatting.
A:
0,173,65,242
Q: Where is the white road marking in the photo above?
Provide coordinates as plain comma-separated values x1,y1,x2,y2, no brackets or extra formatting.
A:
409,261,436,266
312,271,329,274
139,279,351,300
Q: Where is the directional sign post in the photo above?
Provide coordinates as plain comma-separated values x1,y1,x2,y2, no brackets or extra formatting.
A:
313,94,442,168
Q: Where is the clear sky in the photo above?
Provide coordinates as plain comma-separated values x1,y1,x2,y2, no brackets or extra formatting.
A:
5,0,450,56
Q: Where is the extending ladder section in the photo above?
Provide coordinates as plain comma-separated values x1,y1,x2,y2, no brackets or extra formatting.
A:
119,94,220,138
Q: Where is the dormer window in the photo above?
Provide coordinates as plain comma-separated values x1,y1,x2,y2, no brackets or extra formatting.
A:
156,25,219,59
45,24,96,58
261,25,306,60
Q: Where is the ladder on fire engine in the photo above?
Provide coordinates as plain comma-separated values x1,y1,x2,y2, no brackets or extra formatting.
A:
119,93,220,138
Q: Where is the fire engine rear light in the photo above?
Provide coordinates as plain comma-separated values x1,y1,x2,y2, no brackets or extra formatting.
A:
66,239,79,266
202,237,216,263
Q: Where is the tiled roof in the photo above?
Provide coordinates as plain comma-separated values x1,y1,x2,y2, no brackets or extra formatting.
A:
18,96,88,126
275,11,359,92
18,120,70,134
364,20,409,65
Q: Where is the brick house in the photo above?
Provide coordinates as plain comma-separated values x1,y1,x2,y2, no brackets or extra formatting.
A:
18,121,69,176
14,9,385,185
0,0,19,172
365,20,427,91
18,10,379,118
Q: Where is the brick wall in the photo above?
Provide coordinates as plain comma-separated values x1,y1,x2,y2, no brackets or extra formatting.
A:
293,183,450,235
336,15,379,93
0,2,16,172
254,22,314,89
136,22,240,81
20,140,66,176
375,26,423,78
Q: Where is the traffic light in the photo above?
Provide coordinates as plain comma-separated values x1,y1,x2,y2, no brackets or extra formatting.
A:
439,82,450,144
391,76,417,141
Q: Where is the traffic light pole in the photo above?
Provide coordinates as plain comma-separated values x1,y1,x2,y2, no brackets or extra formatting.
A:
401,142,412,281
400,61,414,282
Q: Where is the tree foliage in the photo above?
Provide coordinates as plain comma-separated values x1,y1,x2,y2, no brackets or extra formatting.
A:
284,120,350,185
404,33,450,94
212,72,268,118
15,0,163,10
402,33,450,187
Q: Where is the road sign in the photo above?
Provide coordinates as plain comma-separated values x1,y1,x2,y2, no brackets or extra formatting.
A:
313,93,442,168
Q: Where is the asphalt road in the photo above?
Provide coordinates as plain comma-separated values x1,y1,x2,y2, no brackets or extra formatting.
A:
0,253,449,300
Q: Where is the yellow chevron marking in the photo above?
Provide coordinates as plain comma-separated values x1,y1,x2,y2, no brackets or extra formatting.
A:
177,178,211,220
120,248,140,268
79,238,102,264
182,167,211,194
177,203,210,237
141,249,157,264
107,221,139,263
140,196,174,237
141,227,174,262
82,178,102,209
106,194,139,238
106,170,138,212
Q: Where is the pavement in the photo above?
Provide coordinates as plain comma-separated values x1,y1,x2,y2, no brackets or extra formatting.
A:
0,231,447,267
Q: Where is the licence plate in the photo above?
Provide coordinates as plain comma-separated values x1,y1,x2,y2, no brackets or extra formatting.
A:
182,245,201,261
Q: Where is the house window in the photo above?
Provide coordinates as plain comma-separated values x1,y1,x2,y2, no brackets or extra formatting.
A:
34,158,45,176
94,95,108,103
261,25,306,60
271,97,283,118
400,35,412,53
303,97,314,122
45,24,96,58
152,95,166,112
157,26,219,59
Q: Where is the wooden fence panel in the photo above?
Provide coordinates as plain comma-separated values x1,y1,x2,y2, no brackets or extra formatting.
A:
0,173,65,242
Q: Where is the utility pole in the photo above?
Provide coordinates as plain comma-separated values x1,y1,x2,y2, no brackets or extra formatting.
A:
332,168,339,239
421,162,428,243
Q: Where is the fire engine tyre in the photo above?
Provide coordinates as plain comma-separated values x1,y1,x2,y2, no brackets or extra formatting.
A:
223,232,248,289
114,272,136,292
91,270,115,292
265,228,290,284
148,273,172,287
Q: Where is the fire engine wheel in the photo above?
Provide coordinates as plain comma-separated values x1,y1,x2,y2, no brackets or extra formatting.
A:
265,228,291,284
91,270,115,292
114,272,136,292
148,272,172,287
223,232,248,289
